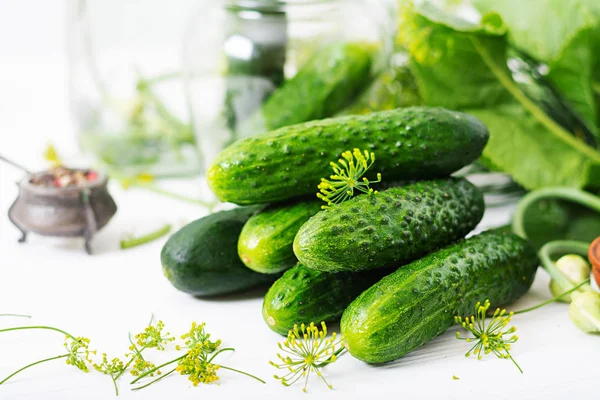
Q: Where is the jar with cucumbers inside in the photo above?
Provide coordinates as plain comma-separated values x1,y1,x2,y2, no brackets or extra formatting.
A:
183,0,394,171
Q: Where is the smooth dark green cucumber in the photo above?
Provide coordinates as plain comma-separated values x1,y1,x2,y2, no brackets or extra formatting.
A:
294,178,484,272
341,230,539,364
161,207,277,297
238,199,323,274
208,107,489,204
262,264,392,335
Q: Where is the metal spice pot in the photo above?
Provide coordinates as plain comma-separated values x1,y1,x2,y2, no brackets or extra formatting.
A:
8,169,117,254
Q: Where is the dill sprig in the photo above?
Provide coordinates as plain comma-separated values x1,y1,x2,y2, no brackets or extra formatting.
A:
130,322,264,391
93,319,174,395
270,322,346,392
0,325,94,385
455,300,522,373
317,148,382,209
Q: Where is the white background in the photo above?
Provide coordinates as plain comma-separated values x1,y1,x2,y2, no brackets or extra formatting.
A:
1,1,599,399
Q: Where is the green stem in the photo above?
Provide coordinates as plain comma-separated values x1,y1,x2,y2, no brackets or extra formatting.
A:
218,365,266,384
130,355,186,384
133,182,218,209
110,374,119,396
0,314,31,318
511,187,600,239
0,354,69,385
131,367,177,391
120,224,172,249
538,241,593,293
513,279,591,315
0,326,77,341
108,167,218,210
316,347,346,368
472,37,600,162
208,348,235,363
507,353,523,374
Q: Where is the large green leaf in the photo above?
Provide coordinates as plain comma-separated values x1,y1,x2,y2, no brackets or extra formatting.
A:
469,104,600,189
474,0,599,133
398,0,600,190
398,1,511,108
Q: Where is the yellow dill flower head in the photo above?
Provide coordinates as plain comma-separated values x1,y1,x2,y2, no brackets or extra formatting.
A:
134,320,175,351
455,300,522,373
64,336,93,373
93,352,125,376
270,322,346,392
317,148,382,209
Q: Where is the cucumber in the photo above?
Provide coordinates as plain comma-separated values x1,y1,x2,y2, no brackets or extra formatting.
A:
208,107,489,205
341,230,539,364
294,178,484,272
161,207,278,297
262,264,391,335
238,199,323,274
238,42,376,136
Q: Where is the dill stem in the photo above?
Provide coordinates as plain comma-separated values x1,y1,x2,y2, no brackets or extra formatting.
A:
0,314,31,318
0,354,69,385
130,181,217,209
0,326,77,341
208,347,235,363
316,346,346,368
130,354,186,384
120,224,172,249
110,374,119,396
131,368,177,391
508,353,523,374
513,279,591,315
218,365,266,384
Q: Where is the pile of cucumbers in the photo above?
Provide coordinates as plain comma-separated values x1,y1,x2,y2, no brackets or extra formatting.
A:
161,106,539,364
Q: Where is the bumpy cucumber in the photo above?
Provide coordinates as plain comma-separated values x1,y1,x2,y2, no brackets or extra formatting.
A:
262,264,391,335
242,42,376,134
239,199,323,274
161,207,277,297
341,230,539,364
208,107,489,204
294,178,484,272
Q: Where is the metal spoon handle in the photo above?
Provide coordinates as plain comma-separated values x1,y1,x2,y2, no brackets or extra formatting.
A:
0,154,33,175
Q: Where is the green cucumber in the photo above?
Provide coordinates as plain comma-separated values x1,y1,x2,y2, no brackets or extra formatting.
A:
208,107,489,204
161,207,277,297
237,42,376,136
294,178,484,272
341,230,539,364
262,264,391,335
238,199,323,274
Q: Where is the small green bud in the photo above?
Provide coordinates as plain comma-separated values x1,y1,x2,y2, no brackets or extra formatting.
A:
568,292,600,334
549,255,591,303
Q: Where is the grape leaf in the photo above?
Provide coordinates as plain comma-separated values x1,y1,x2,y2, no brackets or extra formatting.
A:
474,0,599,133
398,0,600,190
469,104,600,190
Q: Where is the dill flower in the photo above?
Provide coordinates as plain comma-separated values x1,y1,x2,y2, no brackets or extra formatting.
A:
317,149,382,209
64,336,94,373
134,319,174,351
270,322,346,392
455,300,522,373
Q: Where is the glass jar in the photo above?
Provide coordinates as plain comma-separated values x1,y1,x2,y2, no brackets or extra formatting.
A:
67,0,202,177
183,0,393,171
